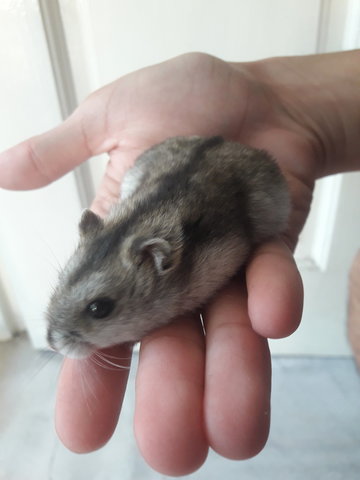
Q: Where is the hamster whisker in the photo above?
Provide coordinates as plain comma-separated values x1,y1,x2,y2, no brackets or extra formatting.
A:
98,351,133,362
77,360,95,414
94,353,131,370
90,356,121,371
93,352,131,370
89,354,119,370
199,313,206,335
40,237,64,275
27,351,59,383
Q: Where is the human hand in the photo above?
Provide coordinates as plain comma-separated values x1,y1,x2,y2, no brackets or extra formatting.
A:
1,51,358,475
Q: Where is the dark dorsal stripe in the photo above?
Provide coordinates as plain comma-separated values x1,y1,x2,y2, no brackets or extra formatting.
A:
188,136,224,165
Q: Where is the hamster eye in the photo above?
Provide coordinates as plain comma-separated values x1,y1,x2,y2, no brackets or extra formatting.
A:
86,297,115,319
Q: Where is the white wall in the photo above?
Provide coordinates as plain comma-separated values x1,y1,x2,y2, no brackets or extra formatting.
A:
0,1,82,347
59,0,329,97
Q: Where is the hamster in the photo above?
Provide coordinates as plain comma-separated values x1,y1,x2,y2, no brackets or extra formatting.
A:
46,136,290,358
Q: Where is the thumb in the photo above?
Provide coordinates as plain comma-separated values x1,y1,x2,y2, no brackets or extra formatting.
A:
0,108,110,190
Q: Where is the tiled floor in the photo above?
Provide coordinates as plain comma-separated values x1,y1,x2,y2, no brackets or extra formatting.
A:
1,334,360,480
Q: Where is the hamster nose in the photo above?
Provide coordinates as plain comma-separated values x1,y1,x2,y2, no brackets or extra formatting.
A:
47,328,82,350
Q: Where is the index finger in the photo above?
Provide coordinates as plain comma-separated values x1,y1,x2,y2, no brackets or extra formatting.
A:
55,344,132,453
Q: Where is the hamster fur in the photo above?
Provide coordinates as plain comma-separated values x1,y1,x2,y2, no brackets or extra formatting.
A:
46,136,290,358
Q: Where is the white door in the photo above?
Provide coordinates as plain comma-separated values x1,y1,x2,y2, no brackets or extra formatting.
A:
1,0,359,354
0,1,84,348
274,173,360,355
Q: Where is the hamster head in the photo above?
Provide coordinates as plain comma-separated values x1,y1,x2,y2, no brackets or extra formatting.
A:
46,209,183,358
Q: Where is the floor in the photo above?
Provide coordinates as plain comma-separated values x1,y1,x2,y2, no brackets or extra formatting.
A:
1,334,360,480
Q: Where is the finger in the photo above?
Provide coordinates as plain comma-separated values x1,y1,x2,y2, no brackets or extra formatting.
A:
204,278,271,459
247,239,303,338
0,108,114,190
134,316,208,476
55,344,132,453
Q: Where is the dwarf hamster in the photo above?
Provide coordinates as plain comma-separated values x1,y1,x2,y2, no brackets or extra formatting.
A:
46,136,290,358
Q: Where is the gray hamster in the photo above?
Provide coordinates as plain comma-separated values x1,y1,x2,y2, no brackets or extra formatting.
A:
46,136,290,358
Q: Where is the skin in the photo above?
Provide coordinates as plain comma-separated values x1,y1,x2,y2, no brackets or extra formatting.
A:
1,50,359,476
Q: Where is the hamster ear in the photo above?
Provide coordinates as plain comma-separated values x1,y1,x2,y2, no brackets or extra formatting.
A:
137,237,179,275
79,209,103,237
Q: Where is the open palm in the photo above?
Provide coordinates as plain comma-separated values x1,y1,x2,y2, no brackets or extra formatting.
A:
0,53,310,475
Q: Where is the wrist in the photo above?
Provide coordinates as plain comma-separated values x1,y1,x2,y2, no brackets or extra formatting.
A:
242,50,360,177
